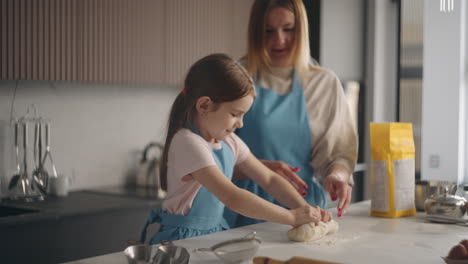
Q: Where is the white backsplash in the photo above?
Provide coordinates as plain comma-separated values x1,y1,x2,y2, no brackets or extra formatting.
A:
0,80,179,196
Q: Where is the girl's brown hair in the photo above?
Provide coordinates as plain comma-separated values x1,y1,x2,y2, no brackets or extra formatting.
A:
160,53,255,190
246,0,315,79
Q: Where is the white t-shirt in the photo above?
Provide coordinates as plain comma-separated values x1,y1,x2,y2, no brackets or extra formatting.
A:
162,128,250,215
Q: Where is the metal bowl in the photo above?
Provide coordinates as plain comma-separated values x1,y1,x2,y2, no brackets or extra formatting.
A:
424,186,467,220
153,240,190,264
124,244,152,264
415,180,457,211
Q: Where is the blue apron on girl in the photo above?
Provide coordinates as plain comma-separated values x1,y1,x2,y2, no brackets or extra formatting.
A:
225,69,326,228
140,126,234,244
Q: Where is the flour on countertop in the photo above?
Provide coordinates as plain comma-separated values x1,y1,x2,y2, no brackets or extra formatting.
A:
305,233,362,246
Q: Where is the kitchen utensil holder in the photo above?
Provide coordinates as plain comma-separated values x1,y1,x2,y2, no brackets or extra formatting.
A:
8,105,55,201
8,120,44,202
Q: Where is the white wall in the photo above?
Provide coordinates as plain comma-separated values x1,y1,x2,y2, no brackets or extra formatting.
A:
0,81,178,196
421,0,467,183
320,0,364,81
465,1,468,183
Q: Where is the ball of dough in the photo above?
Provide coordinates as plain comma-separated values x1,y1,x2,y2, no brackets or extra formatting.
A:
288,220,339,242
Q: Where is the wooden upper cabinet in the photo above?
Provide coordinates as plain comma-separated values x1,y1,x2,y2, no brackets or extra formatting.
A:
0,0,252,85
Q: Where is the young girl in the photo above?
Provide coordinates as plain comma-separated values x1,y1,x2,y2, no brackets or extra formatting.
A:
140,53,331,245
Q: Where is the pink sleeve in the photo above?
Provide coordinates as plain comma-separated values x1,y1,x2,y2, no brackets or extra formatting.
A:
168,129,217,178
225,133,250,165
163,129,249,215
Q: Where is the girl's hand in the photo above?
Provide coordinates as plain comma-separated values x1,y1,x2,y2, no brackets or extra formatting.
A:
324,173,352,217
319,207,333,223
290,205,326,227
260,160,308,196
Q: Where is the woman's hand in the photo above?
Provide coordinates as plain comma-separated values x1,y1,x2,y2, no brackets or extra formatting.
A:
290,205,332,227
260,160,308,196
324,173,352,217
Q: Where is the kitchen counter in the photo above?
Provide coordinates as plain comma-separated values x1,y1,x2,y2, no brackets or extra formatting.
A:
66,200,468,264
0,190,161,227
87,185,164,200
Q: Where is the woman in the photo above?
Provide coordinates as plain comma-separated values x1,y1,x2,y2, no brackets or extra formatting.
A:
225,0,358,228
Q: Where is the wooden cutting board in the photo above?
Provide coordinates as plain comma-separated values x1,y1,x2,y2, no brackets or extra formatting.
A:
253,256,343,264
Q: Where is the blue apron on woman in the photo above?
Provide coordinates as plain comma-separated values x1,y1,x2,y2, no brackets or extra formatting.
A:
140,126,234,244
225,69,326,228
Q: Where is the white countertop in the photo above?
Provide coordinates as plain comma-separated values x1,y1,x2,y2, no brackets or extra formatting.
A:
67,200,468,264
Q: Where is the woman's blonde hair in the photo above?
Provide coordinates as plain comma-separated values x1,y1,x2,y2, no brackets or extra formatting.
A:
160,53,255,190
246,0,314,79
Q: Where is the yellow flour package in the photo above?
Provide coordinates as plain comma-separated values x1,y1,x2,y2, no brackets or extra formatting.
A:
370,123,416,218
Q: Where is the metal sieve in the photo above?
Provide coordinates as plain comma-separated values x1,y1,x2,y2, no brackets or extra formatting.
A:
193,232,261,263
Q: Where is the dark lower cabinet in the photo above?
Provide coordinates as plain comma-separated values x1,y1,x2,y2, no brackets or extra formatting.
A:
1,207,151,264
2,208,151,263
0,191,161,264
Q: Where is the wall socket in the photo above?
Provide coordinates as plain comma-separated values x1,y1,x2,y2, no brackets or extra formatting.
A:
429,154,440,168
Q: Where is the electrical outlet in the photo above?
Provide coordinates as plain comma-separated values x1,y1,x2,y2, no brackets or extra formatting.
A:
429,154,440,168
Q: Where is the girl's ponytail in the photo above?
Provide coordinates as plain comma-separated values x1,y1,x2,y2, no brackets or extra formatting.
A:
160,91,194,190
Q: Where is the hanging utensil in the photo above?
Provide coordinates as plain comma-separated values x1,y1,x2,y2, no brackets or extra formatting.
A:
41,122,57,178
8,121,21,190
10,122,43,201
38,121,50,193
14,122,43,201
19,122,30,196
32,122,48,194
31,122,40,189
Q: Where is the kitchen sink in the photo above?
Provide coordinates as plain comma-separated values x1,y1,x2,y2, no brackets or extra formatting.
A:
0,205,39,218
